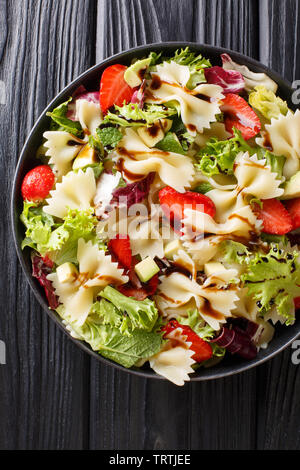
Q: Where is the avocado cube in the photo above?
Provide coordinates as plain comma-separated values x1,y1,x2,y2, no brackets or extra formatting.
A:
134,257,160,283
56,262,78,284
164,239,182,259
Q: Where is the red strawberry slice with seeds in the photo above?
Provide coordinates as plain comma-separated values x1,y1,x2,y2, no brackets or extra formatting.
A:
159,186,216,232
162,319,213,362
253,198,293,235
284,198,300,230
108,234,132,270
99,64,135,114
220,93,261,140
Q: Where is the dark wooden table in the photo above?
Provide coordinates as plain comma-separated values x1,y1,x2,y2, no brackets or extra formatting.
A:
1,0,300,450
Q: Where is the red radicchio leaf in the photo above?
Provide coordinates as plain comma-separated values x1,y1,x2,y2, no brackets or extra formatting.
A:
211,320,258,360
131,79,146,109
204,66,245,94
118,273,159,301
32,254,59,309
111,172,155,209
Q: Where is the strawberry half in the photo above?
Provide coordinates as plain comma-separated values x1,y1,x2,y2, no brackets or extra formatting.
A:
220,93,261,140
99,64,135,113
162,320,213,363
108,234,132,270
253,198,293,235
284,198,300,230
294,297,300,310
21,165,55,202
159,186,216,231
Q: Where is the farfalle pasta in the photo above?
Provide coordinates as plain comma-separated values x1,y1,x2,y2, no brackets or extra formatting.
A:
19,47,300,385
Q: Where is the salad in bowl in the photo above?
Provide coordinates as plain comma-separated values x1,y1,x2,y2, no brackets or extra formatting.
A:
17,46,300,385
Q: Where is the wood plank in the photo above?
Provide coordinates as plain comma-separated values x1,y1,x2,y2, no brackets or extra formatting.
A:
0,0,97,449
91,0,260,451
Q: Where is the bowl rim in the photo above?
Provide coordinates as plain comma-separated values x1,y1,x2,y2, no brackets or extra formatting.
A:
11,41,300,382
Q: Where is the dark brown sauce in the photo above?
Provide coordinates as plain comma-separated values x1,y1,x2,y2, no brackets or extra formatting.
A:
164,262,193,280
186,123,196,132
147,123,161,137
195,93,212,102
262,131,273,151
67,139,83,147
228,213,256,232
118,146,137,161
159,292,182,304
138,67,147,80
150,74,162,90
201,298,224,320
115,158,145,182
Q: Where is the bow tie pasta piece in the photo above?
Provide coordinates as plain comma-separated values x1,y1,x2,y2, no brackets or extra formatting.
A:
146,61,224,136
43,131,85,177
128,216,165,260
156,269,239,330
256,110,300,178
182,205,260,240
233,152,284,199
75,99,102,136
47,239,128,326
43,167,96,219
113,128,195,192
149,342,195,386
195,122,232,147
182,235,225,270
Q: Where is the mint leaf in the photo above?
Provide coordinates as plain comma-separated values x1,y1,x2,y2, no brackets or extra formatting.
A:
156,132,186,155
96,126,123,149
193,182,213,194
46,98,83,137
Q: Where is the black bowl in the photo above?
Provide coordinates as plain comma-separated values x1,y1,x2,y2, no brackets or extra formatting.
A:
11,42,300,381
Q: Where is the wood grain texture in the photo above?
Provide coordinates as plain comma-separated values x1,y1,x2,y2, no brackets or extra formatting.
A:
1,0,300,451
0,0,97,449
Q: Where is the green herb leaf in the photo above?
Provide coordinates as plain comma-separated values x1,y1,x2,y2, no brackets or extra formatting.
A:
156,132,186,154
104,103,176,127
100,286,158,333
46,98,83,137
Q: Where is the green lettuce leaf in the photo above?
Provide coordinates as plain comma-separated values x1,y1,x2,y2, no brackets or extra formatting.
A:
46,98,83,137
241,245,300,325
104,103,176,127
249,85,289,120
195,128,285,178
54,209,99,265
21,203,99,263
221,240,251,264
166,47,211,89
57,305,162,368
21,201,56,254
100,286,158,333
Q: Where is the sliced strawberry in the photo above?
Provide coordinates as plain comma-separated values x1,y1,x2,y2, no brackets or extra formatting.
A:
162,319,213,363
118,273,159,301
294,297,300,310
108,234,132,270
220,93,261,140
159,186,216,231
253,198,293,235
99,64,134,113
21,165,55,202
284,198,300,230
